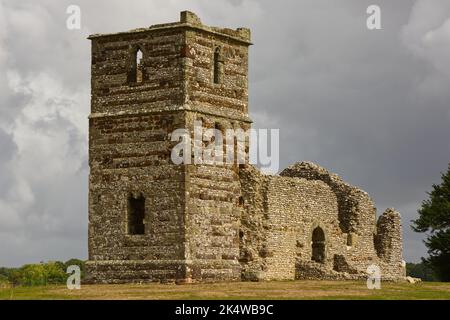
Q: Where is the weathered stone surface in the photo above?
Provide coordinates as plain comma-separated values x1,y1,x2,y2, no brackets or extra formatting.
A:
406,276,422,284
86,11,405,284
240,163,405,281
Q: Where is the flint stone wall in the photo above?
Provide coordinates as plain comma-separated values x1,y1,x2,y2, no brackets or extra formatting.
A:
239,162,405,281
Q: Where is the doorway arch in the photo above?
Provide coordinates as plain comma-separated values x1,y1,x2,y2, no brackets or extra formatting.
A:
311,227,326,263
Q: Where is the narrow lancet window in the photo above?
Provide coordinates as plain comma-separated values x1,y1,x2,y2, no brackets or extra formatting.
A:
128,193,145,235
136,49,143,83
213,47,220,84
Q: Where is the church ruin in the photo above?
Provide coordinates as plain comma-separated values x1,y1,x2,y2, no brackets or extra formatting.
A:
86,11,405,283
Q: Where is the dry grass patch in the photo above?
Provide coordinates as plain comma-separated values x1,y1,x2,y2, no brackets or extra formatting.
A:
1,280,450,300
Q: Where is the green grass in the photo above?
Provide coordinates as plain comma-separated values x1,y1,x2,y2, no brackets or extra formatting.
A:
1,280,450,300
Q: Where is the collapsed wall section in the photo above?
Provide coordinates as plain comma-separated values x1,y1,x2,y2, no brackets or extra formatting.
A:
239,161,405,281
238,165,269,280
280,161,373,234
374,208,405,279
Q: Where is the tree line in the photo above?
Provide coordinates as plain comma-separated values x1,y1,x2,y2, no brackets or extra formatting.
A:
0,259,85,287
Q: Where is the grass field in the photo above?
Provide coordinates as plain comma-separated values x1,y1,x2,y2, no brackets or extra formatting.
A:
1,280,450,300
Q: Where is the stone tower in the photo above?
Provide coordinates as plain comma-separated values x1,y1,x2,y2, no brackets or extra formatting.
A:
86,11,252,283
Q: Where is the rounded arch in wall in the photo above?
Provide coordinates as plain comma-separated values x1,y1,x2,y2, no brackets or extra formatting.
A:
309,221,328,264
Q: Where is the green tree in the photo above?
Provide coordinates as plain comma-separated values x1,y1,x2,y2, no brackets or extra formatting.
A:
412,163,450,281
43,262,67,285
0,274,10,288
8,269,23,287
0,267,12,278
19,264,46,286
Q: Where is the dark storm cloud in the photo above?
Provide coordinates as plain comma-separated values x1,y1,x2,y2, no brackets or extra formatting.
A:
0,0,449,266
0,129,17,193
246,0,450,262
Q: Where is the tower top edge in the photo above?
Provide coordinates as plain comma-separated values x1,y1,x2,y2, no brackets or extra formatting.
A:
87,11,252,45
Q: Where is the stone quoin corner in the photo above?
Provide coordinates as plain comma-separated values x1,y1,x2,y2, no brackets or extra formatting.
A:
85,11,405,283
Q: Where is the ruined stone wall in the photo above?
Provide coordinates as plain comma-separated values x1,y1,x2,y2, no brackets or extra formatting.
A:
238,165,269,280
239,162,405,281
264,176,341,280
375,208,405,279
280,162,379,277
280,162,369,234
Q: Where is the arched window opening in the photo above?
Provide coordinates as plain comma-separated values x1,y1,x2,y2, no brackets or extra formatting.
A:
127,193,145,235
135,48,143,83
311,227,325,263
213,47,221,84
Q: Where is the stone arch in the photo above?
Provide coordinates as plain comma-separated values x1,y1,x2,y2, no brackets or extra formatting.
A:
311,225,326,263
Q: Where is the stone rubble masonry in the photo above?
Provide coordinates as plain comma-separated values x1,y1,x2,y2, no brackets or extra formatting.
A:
240,162,405,281
86,11,405,283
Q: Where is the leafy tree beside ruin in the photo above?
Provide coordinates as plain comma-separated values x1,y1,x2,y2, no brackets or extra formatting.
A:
412,163,450,281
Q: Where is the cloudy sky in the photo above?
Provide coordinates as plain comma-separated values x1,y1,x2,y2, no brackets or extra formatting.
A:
1,0,449,267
